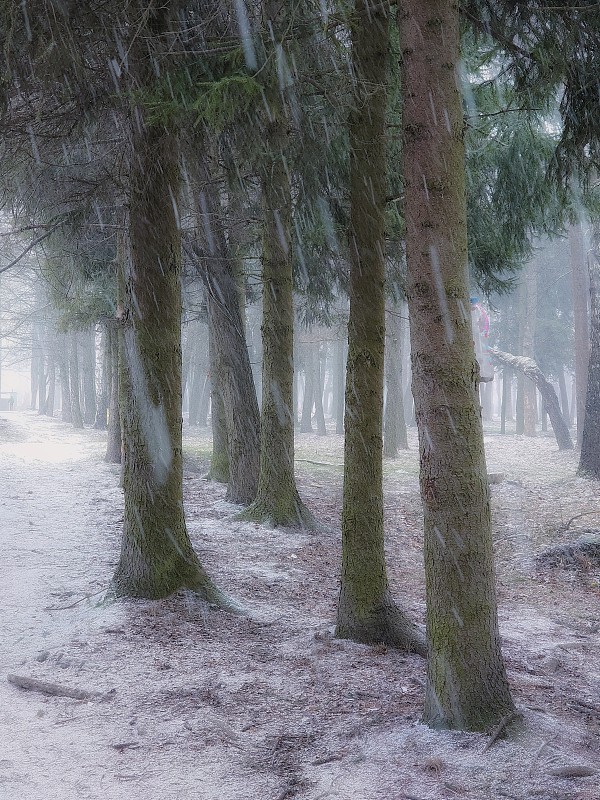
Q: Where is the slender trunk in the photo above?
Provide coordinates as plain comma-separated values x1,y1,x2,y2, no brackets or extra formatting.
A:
384,304,408,456
57,334,71,423
207,310,230,483
570,223,589,446
522,261,537,435
336,0,424,654
241,0,313,528
578,227,600,477
314,342,327,436
45,355,56,417
558,367,570,421
105,324,122,464
400,0,514,729
95,325,110,429
69,332,84,429
300,343,315,433
500,368,510,434
195,143,260,504
81,326,97,425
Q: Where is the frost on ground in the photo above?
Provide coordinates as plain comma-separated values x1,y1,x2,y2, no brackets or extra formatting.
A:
0,412,598,800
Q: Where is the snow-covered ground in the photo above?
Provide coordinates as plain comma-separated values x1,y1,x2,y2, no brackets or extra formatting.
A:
0,412,598,800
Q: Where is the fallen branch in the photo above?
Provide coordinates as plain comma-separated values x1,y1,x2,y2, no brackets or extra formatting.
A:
7,673,108,700
563,510,600,531
482,711,523,753
489,348,573,450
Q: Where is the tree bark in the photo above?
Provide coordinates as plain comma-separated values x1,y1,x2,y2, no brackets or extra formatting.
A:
194,144,260,504
336,0,424,654
300,343,315,433
105,324,122,464
334,334,345,435
112,7,226,605
384,304,408,456
400,0,514,729
241,0,313,528
95,325,110,430
81,326,97,426
570,222,589,446
490,348,573,450
314,342,327,436
69,332,84,429
207,317,230,484
578,226,600,477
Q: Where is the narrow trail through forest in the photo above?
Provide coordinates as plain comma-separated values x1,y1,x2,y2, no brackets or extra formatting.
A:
0,412,599,800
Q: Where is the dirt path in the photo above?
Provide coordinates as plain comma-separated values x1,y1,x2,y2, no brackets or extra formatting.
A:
0,412,599,800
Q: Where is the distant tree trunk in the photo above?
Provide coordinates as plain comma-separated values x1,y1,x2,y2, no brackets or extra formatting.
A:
30,335,41,410
69,332,84,429
578,228,600,477
336,0,424,654
81,326,97,425
241,0,313,528
570,222,589,446
558,367,570,421
45,355,56,417
300,344,315,433
490,348,573,450
112,7,226,605
105,325,122,464
57,334,71,423
522,262,537,436
314,343,327,435
207,316,230,484
95,325,110,430
384,304,408,456
500,368,510,434
400,0,514,729
195,143,260,504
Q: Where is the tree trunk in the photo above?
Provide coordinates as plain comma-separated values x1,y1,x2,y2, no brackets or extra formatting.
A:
570,222,589,446
300,343,315,433
112,8,226,606
558,367,570,421
69,332,84,429
95,325,110,430
384,304,408,456
578,226,600,477
490,348,573,450
241,0,313,528
45,355,56,417
500,368,510,434
57,333,71,423
314,342,327,436
195,144,261,504
334,335,345,435
400,0,514,729
207,312,230,484
81,326,97,425
336,0,424,654
105,324,122,464
522,261,537,436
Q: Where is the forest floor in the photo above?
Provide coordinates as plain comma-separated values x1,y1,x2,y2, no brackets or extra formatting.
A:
0,411,599,800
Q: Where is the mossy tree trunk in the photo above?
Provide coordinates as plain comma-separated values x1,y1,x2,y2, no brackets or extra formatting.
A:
207,310,231,484
399,0,514,729
241,0,313,528
335,0,424,654
112,7,225,605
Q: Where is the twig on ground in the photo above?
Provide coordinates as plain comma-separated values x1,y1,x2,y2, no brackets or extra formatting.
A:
563,510,600,530
44,589,105,611
482,711,523,753
7,673,109,700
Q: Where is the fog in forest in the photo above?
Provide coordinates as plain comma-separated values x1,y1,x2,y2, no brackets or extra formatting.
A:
0,2,599,799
